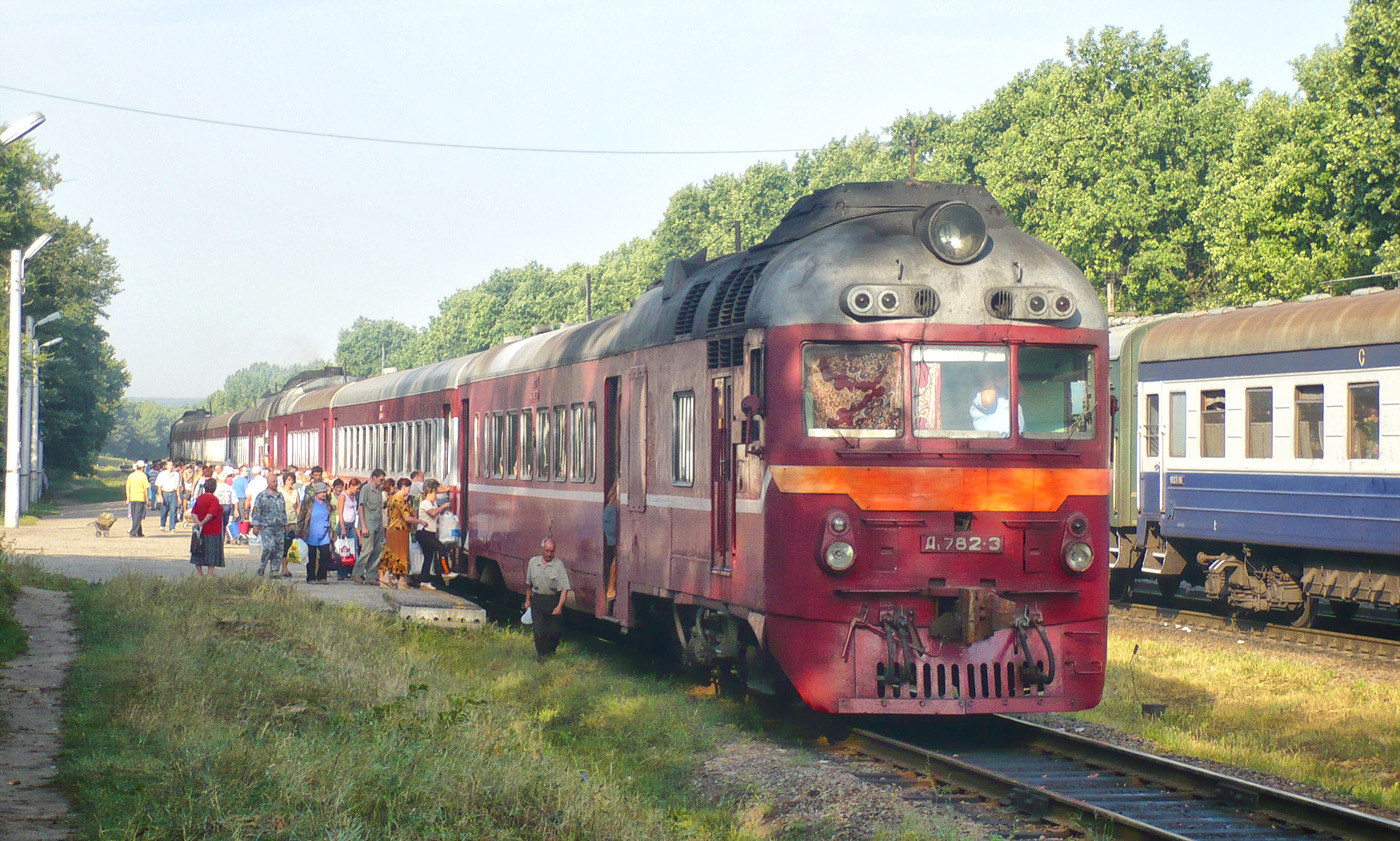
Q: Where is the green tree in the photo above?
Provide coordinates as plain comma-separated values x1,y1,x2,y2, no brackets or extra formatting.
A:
103,400,190,462
334,317,417,378
0,122,130,474
204,361,328,414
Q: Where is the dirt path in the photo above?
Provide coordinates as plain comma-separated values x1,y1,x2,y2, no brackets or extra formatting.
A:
0,587,76,840
3,498,393,610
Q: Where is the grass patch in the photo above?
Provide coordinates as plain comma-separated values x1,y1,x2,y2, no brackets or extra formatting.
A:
0,550,25,665
63,575,893,840
1072,622,1400,811
16,463,126,524
0,547,83,665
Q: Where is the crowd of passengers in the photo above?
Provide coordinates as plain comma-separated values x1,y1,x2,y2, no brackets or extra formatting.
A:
123,460,459,589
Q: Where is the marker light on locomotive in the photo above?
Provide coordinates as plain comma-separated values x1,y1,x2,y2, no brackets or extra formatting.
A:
919,201,988,263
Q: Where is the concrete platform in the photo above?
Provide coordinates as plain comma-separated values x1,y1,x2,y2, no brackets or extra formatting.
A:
384,587,487,627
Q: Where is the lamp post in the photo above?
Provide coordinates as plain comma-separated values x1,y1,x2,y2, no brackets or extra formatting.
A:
5,234,52,527
2,111,48,529
0,112,45,147
26,316,60,507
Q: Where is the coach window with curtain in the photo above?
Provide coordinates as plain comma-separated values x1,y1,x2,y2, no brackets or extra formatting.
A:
1246,388,1272,459
1349,382,1379,460
1295,385,1324,459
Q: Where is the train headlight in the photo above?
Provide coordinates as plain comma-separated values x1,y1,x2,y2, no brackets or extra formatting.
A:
1063,541,1093,573
824,541,856,572
829,514,849,534
847,286,875,316
920,202,987,264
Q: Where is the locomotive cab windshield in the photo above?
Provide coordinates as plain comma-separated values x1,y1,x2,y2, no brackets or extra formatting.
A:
802,341,1097,443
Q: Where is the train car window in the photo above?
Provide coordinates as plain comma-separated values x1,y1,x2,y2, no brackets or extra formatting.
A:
1169,392,1186,457
749,347,765,403
1017,347,1094,439
487,414,498,475
521,409,534,480
554,405,568,481
505,411,519,478
536,408,550,481
570,404,586,482
673,391,695,486
1246,388,1272,459
1348,382,1380,460
473,415,481,478
492,412,506,478
1295,385,1324,459
911,345,1010,438
587,402,597,484
803,343,903,438
1200,391,1225,458
1144,394,1160,457
411,422,422,473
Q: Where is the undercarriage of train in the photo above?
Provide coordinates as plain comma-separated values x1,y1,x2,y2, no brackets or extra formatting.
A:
1111,528,1400,626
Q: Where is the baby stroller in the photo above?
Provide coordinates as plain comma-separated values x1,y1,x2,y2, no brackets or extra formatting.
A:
91,511,117,537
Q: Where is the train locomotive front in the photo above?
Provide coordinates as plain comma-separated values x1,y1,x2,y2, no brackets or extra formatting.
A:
749,183,1109,713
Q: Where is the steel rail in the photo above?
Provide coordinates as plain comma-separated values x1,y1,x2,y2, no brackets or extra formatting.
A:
849,716,1400,841
1113,603,1400,661
847,728,1193,841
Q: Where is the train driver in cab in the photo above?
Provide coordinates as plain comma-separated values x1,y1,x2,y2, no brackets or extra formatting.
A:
970,373,1024,437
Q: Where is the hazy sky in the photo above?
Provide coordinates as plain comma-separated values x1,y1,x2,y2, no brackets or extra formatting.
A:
0,0,1350,400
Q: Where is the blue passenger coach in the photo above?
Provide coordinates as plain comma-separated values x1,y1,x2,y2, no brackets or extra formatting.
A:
1109,288,1400,624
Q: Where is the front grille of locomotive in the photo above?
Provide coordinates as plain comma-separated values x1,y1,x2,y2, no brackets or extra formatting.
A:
875,659,1050,700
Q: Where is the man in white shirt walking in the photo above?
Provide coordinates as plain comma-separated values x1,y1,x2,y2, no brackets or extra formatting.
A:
154,461,183,532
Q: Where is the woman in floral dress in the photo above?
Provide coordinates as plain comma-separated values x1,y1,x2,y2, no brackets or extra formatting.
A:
380,478,420,589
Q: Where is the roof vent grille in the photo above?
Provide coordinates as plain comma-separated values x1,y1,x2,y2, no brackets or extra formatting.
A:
707,336,745,369
674,279,711,337
707,262,768,331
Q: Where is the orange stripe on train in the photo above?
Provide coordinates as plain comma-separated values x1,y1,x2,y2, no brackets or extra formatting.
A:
769,466,1110,512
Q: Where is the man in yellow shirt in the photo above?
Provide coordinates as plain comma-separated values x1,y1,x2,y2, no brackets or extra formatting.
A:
125,461,151,537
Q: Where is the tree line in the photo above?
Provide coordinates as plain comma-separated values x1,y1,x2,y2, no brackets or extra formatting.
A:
106,2,1400,457
0,133,129,475
332,5,1399,378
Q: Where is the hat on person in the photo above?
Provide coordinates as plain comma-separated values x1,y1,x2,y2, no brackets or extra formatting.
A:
311,482,330,495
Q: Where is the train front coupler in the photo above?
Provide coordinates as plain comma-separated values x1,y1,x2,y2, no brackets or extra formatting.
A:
927,587,1056,684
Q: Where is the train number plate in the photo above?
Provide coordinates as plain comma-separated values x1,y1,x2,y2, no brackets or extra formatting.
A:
922,534,1003,553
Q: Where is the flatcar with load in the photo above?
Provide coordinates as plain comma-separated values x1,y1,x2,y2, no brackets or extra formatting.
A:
172,181,1112,714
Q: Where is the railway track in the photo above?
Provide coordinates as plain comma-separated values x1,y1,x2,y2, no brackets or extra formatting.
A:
846,716,1400,840
1112,603,1400,661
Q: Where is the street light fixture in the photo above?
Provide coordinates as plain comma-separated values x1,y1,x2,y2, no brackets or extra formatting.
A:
6,233,53,527
0,112,45,147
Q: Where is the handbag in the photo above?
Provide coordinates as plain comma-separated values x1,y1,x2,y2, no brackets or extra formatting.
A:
189,528,203,558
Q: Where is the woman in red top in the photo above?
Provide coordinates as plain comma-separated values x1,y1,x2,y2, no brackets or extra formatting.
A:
191,478,226,577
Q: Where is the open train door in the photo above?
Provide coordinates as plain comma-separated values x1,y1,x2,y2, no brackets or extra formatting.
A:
710,375,735,602
457,397,470,577
603,376,620,616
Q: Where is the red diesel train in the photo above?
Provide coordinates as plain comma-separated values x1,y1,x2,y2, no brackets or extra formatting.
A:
172,181,1110,714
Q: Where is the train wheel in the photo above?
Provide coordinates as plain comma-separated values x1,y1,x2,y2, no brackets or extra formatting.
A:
1328,600,1359,624
1109,570,1133,601
1156,575,1183,601
1285,596,1317,628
